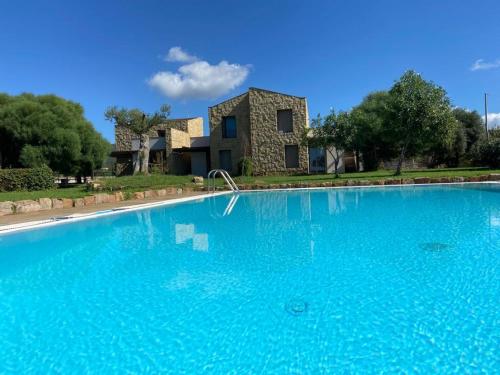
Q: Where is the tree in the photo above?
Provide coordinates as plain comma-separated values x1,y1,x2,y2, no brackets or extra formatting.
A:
105,104,170,174
0,93,110,177
302,110,353,177
453,108,485,154
387,71,458,175
350,91,398,170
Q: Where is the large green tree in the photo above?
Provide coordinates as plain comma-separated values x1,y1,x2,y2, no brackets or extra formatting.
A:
350,91,399,170
302,110,354,177
387,71,458,175
0,93,110,176
452,108,485,153
105,104,170,174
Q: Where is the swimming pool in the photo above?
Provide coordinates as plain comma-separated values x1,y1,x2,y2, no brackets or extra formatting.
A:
0,184,498,373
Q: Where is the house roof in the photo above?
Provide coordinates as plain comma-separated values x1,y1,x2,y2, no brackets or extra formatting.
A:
209,87,306,108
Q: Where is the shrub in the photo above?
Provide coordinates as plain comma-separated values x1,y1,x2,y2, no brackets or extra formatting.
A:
0,165,54,192
472,138,500,168
238,157,253,176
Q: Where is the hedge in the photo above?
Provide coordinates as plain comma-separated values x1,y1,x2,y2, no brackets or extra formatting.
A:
0,165,54,192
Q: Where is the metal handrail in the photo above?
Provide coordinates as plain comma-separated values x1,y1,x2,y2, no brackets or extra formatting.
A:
207,169,240,194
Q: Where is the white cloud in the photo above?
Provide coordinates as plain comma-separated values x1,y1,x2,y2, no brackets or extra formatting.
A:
149,49,250,100
470,59,500,71
165,47,198,63
483,113,500,128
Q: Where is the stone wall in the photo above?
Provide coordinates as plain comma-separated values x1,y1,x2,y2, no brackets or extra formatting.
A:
209,93,252,174
114,117,203,151
248,88,309,175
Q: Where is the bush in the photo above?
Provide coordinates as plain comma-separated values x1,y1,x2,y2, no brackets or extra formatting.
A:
472,138,500,168
238,157,253,176
0,165,54,192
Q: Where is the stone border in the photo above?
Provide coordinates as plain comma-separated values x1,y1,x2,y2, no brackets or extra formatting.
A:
0,187,198,217
0,191,230,235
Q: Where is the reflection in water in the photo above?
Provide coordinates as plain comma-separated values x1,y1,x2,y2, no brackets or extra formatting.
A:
175,223,209,252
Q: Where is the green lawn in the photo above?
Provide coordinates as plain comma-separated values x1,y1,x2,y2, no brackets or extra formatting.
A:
234,167,500,185
0,167,498,202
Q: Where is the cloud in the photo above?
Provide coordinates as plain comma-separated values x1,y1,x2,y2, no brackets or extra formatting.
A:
149,49,250,100
483,113,500,128
165,47,198,63
470,59,500,71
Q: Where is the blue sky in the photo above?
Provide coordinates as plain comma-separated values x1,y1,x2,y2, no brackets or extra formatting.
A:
1,0,500,141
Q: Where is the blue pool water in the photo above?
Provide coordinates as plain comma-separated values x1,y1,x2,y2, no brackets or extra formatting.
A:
0,184,499,373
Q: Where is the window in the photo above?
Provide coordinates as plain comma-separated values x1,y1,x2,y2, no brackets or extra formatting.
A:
157,130,166,137
277,109,293,133
219,150,232,171
222,116,237,138
285,145,299,168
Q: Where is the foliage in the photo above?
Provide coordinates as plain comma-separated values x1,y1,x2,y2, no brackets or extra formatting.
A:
105,104,170,174
349,91,398,170
302,110,354,177
387,70,458,175
0,93,110,175
452,108,485,153
238,157,253,176
472,138,500,168
489,128,500,139
0,165,54,192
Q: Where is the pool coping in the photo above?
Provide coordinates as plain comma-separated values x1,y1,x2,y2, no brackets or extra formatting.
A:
0,191,232,235
0,181,497,235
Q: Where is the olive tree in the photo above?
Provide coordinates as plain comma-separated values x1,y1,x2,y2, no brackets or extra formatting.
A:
302,110,353,177
387,71,457,175
105,104,170,174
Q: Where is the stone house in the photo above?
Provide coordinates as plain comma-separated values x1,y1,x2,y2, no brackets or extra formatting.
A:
209,88,309,175
112,117,210,176
111,87,353,176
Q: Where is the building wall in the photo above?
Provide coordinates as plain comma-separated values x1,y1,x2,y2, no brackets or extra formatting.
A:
114,117,203,175
248,88,309,175
209,93,251,174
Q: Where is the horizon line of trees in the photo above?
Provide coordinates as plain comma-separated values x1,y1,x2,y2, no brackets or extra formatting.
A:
304,70,499,175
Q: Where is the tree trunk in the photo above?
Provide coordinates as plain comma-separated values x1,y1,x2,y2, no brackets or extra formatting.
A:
395,143,408,176
139,133,150,174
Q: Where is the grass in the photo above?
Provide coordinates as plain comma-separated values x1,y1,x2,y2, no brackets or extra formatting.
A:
0,167,498,202
234,167,500,185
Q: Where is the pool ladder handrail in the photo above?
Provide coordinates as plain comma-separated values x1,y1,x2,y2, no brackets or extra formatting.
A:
207,169,240,194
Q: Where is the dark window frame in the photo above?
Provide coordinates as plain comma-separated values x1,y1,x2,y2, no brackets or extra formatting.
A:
157,129,166,137
285,145,300,169
277,109,293,133
222,116,237,138
219,149,232,171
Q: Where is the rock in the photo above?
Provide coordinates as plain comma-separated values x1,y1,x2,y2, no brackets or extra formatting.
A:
385,178,401,185
73,198,85,208
88,182,102,191
52,199,64,209
14,200,41,213
479,174,489,181
165,187,177,195
133,192,145,200
84,196,96,206
107,194,116,203
192,176,204,185
452,176,465,183
94,193,109,204
156,189,167,197
114,192,124,202
488,173,500,181
372,180,385,185
358,180,371,186
176,188,183,195
38,198,53,210
414,177,430,184
62,198,73,208
346,180,356,186
144,190,157,198
0,201,14,216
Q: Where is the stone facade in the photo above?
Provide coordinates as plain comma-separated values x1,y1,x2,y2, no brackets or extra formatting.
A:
209,88,309,175
114,117,203,175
